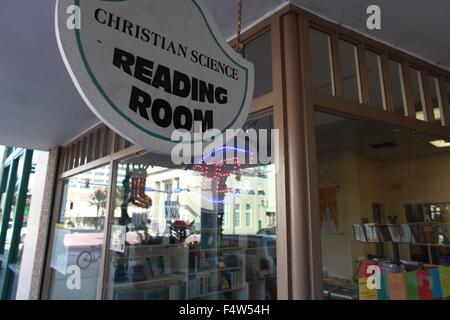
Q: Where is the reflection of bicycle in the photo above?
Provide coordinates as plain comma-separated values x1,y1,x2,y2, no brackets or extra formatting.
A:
76,245,101,269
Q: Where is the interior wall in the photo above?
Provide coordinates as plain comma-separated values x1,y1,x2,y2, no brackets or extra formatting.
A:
318,145,450,280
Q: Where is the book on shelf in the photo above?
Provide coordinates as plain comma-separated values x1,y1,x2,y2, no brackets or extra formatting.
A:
379,224,392,242
352,224,367,243
410,223,426,244
363,223,383,243
224,271,234,289
400,224,413,243
145,257,154,277
169,284,182,300
222,251,241,268
387,224,403,243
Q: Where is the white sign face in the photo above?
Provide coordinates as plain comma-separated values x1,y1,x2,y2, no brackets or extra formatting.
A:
110,225,126,253
165,200,180,220
56,0,254,155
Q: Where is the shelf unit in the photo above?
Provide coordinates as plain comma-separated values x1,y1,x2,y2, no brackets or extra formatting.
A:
109,243,248,300
187,246,247,300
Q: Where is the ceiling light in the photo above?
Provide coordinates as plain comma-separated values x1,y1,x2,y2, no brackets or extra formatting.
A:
430,140,450,148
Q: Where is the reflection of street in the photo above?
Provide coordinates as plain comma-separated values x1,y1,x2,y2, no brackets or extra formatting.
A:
51,231,103,300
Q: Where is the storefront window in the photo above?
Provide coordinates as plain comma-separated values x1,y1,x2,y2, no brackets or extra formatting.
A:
15,152,38,266
310,29,335,95
107,115,277,300
388,60,407,115
0,166,10,238
316,111,450,300
428,75,443,124
48,165,110,300
244,31,273,97
446,81,450,115
339,40,361,103
107,160,277,300
366,51,386,109
409,68,426,121
3,157,24,258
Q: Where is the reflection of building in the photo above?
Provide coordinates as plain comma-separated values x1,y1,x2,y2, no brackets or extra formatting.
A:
115,165,277,236
62,167,117,228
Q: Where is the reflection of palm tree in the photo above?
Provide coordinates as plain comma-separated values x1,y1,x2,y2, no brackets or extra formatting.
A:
88,189,107,230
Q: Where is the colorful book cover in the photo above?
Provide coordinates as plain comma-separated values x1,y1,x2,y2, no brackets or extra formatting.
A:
359,278,378,300
377,274,390,300
388,273,407,300
439,266,450,298
417,270,433,300
358,260,377,279
429,268,443,299
403,272,420,300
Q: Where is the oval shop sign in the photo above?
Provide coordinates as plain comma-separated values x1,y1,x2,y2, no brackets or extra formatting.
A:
56,0,254,155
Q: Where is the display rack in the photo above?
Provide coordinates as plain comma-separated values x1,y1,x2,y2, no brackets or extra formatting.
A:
109,243,248,300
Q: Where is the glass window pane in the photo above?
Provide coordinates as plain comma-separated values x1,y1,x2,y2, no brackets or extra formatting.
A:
108,115,277,300
6,271,19,300
0,261,4,290
388,60,407,115
410,68,426,121
48,165,110,300
310,29,335,95
365,51,385,109
339,40,361,103
15,152,38,265
0,165,10,234
447,81,450,115
3,157,24,258
428,75,443,124
244,31,272,97
315,110,450,300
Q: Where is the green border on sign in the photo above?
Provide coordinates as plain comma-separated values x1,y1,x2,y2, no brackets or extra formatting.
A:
74,0,250,143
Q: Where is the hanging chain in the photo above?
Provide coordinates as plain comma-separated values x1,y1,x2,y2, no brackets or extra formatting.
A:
236,0,244,55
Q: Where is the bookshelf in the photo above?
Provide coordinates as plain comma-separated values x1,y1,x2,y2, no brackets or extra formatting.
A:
110,244,189,300
187,246,247,300
109,244,248,300
405,203,450,266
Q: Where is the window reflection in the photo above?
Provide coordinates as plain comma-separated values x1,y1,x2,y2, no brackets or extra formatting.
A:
409,68,426,121
446,81,450,115
244,31,272,97
316,111,450,300
107,113,277,300
49,165,110,300
339,40,361,103
365,51,385,109
310,29,335,95
428,75,443,124
388,60,407,115
3,157,24,258
108,159,277,300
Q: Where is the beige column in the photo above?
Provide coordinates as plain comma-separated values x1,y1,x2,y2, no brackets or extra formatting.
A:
281,12,323,299
16,147,59,299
